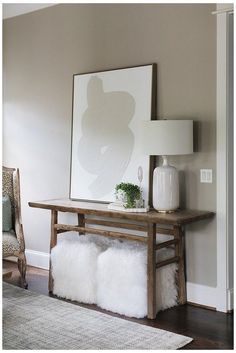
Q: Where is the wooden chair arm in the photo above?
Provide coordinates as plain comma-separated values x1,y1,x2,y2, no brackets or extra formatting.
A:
14,218,25,253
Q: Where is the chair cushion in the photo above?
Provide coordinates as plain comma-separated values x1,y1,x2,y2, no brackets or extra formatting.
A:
2,195,12,232
2,169,15,220
2,231,20,257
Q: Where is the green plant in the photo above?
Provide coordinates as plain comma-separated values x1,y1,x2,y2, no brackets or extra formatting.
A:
115,182,141,208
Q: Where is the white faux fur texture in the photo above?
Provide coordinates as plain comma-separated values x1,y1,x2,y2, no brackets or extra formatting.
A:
51,235,178,318
97,246,147,318
51,237,102,304
156,248,178,313
96,242,177,318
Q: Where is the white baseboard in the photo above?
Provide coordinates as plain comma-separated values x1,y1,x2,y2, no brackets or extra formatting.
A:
25,249,49,270
227,288,234,311
186,282,217,309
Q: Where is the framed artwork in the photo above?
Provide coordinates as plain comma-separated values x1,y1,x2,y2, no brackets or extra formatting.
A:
70,64,156,206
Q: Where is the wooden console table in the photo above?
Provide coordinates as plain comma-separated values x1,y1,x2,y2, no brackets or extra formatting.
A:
29,198,214,319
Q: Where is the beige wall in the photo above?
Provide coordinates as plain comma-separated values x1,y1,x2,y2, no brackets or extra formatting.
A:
3,4,216,286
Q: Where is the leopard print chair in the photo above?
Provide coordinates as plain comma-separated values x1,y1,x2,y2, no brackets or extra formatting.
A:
2,167,27,288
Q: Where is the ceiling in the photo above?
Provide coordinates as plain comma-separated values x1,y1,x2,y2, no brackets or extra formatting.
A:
3,4,57,19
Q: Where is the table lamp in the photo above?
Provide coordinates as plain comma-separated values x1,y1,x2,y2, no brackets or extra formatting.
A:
141,120,193,212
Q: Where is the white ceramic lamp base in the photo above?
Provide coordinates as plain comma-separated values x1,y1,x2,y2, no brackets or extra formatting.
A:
153,156,179,213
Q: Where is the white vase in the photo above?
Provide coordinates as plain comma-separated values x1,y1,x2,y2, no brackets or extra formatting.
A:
153,156,179,212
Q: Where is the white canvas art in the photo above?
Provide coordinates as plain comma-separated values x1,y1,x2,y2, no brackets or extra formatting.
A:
70,64,156,205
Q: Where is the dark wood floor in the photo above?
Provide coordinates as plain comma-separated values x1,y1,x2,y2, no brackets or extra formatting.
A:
3,260,233,350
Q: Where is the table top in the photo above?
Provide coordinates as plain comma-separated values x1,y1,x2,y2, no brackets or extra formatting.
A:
28,198,214,226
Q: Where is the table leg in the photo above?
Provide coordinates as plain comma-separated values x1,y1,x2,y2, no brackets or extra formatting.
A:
78,213,85,235
174,225,187,305
49,210,58,293
147,222,156,319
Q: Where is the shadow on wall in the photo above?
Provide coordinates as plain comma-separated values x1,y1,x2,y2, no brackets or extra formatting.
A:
193,120,199,152
194,120,216,153
179,170,198,209
179,170,186,209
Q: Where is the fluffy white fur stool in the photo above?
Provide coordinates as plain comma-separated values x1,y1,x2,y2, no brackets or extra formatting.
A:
97,241,178,318
51,237,103,304
97,243,147,318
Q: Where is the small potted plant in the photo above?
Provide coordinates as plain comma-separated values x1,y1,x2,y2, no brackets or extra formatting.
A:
115,182,143,209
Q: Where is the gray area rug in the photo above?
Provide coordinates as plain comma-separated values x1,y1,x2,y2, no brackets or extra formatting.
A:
3,282,192,350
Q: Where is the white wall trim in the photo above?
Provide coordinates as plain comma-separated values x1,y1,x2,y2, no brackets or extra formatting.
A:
227,288,234,311
25,249,50,270
187,282,217,309
216,9,228,313
212,8,234,15
216,9,234,312
188,284,234,313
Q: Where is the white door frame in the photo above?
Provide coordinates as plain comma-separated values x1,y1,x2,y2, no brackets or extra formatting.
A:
216,7,234,312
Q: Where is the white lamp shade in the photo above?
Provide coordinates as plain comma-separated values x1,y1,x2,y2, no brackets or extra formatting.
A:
141,120,193,156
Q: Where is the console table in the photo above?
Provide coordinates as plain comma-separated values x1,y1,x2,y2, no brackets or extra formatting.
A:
29,198,214,319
